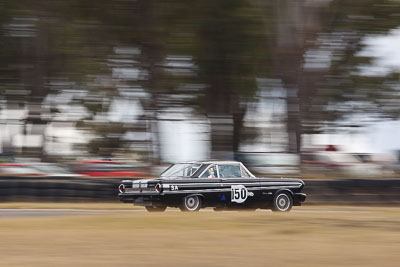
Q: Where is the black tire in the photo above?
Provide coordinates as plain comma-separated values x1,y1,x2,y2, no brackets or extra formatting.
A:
180,195,202,212
272,192,293,212
145,205,167,212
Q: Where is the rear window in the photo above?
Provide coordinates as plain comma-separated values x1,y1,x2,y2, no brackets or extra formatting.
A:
161,163,202,177
218,165,241,178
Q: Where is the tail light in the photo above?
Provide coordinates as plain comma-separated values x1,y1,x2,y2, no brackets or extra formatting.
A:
119,184,125,193
155,183,162,193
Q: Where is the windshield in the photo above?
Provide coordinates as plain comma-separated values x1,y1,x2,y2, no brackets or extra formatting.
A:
160,163,202,177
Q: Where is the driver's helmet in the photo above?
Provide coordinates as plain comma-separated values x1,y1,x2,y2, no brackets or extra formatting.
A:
208,168,215,178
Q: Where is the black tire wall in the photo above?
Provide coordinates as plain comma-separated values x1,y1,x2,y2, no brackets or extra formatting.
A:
0,177,399,204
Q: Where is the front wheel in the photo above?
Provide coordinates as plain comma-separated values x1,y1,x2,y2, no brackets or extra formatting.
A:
180,195,202,212
272,192,293,212
145,205,167,212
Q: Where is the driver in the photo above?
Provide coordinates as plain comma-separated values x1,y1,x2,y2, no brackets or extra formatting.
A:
208,168,216,178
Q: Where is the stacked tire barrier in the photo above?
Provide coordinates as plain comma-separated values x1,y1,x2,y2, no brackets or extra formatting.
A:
0,177,122,202
304,179,400,205
0,176,400,205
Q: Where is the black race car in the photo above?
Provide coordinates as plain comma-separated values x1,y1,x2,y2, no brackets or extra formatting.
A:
118,161,306,212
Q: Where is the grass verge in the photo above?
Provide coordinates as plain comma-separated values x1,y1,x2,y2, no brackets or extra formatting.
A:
0,206,399,266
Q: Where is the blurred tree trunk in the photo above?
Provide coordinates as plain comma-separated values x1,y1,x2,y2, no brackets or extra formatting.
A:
205,90,246,157
196,0,264,159
275,0,304,153
137,0,165,164
274,0,328,153
20,21,50,159
204,86,235,159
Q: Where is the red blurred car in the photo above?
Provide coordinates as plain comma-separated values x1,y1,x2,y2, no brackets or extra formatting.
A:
70,160,148,178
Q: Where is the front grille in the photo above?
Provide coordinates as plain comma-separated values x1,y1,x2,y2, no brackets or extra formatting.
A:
124,181,157,193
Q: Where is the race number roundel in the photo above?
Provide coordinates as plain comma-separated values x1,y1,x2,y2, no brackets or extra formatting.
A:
231,185,248,203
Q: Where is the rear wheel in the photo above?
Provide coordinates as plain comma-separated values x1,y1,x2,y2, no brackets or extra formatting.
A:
180,195,202,212
145,205,167,212
272,192,293,212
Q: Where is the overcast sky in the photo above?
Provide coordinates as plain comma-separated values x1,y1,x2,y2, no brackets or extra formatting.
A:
357,27,400,76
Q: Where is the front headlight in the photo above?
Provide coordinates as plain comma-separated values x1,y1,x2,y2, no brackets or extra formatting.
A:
155,183,162,193
119,184,125,193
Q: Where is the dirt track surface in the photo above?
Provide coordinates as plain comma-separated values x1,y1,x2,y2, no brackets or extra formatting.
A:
0,205,399,266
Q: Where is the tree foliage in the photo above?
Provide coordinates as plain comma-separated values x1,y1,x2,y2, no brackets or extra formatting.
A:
2,0,400,159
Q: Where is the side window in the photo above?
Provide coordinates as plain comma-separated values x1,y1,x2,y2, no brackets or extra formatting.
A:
218,165,241,178
184,164,201,177
200,165,218,178
240,166,251,178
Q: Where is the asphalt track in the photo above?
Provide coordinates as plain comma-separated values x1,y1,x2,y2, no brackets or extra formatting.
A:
0,207,370,218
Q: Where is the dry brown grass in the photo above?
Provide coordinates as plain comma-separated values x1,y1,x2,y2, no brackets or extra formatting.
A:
0,201,133,210
0,205,399,266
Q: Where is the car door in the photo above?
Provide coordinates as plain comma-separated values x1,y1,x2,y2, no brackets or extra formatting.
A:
188,164,222,204
217,163,259,206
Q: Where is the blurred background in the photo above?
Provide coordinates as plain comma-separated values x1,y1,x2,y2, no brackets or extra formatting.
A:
2,3,400,265
2,0,400,179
